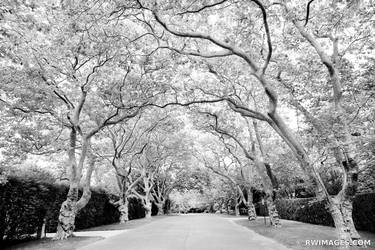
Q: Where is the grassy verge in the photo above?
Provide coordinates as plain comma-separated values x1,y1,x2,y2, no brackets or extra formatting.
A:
235,217,375,250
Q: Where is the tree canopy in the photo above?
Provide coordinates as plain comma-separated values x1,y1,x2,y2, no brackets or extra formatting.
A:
0,0,374,242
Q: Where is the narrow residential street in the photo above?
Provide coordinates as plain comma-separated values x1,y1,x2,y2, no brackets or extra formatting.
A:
78,214,291,250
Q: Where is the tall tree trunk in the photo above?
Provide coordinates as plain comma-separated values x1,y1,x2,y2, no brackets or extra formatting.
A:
235,200,240,216
342,199,360,239
54,147,95,240
329,188,360,240
246,189,257,221
117,174,129,223
145,200,152,218
156,202,164,215
290,100,361,239
54,184,79,240
76,154,95,211
119,198,129,223
265,195,280,227
255,161,281,227
339,158,360,239
329,198,352,241
247,122,281,226
247,202,257,221
54,128,80,240
291,17,361,241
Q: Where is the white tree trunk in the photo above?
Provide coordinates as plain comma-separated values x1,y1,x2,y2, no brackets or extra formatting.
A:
54,153,95,240
54,185,78,240
266,196,281,227
247,202,257,221
119,199,129,223
342,200,360,239
145,200,152,219
329,197,360,241
156,203,164,215
235,203,240,216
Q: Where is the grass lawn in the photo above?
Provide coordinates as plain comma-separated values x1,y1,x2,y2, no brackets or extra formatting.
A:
2,215,170,250
235,217,375,250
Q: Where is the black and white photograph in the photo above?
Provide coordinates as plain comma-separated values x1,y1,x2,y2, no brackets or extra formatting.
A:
0,0,374,249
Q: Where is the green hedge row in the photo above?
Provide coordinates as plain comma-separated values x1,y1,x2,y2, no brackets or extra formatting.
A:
0,177,143,241
275,193,375,233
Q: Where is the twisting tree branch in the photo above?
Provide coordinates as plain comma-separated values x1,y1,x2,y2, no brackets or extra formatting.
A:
199,111,256,161
159,46,233,58
152,11,259,71
305,0,316,26
250,0,273,74
177,0,230,15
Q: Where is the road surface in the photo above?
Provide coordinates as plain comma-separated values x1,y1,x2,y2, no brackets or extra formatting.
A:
78,214,290,250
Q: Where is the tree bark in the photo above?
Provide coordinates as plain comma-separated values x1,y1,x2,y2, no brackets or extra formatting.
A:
54,185,78,240
54,145,95,240
119,198,129,223
246,189,257,221
156,202,164,215
342,199,360,239
247,121,281,226
145,200,152,218
265,195,281,227
247,202,257,221
76,154,95,211
328,195,360,241
329,198,352,242
235,201,240,216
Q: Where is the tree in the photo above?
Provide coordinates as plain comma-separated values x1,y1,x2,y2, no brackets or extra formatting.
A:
119,0,375,240
105,118,146,223
1,1,166,239
152,163,176,215
196,110,280,225
2,0,374,242
201,149,246,217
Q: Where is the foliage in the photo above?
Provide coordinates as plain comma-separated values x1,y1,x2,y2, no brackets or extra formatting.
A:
352,193,375,233
0,176,128,242
276,194,375,233
128,197,146,220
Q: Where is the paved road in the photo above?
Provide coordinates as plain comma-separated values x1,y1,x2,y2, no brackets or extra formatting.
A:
78,214,291,250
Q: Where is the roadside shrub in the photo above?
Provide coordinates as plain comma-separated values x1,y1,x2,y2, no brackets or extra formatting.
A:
75,191,120,230
128,197,145,220
294,199,334,226
275,193,375,233
255,202,269,216
0,176,126,241
276,198,333,226
352,193,375,232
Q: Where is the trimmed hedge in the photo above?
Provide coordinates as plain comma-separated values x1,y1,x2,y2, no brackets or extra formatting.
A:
276,198,334,226
255,202,269,217
129,197,146,220
275,193,375,233
352,193,375,232
0,177,142,241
